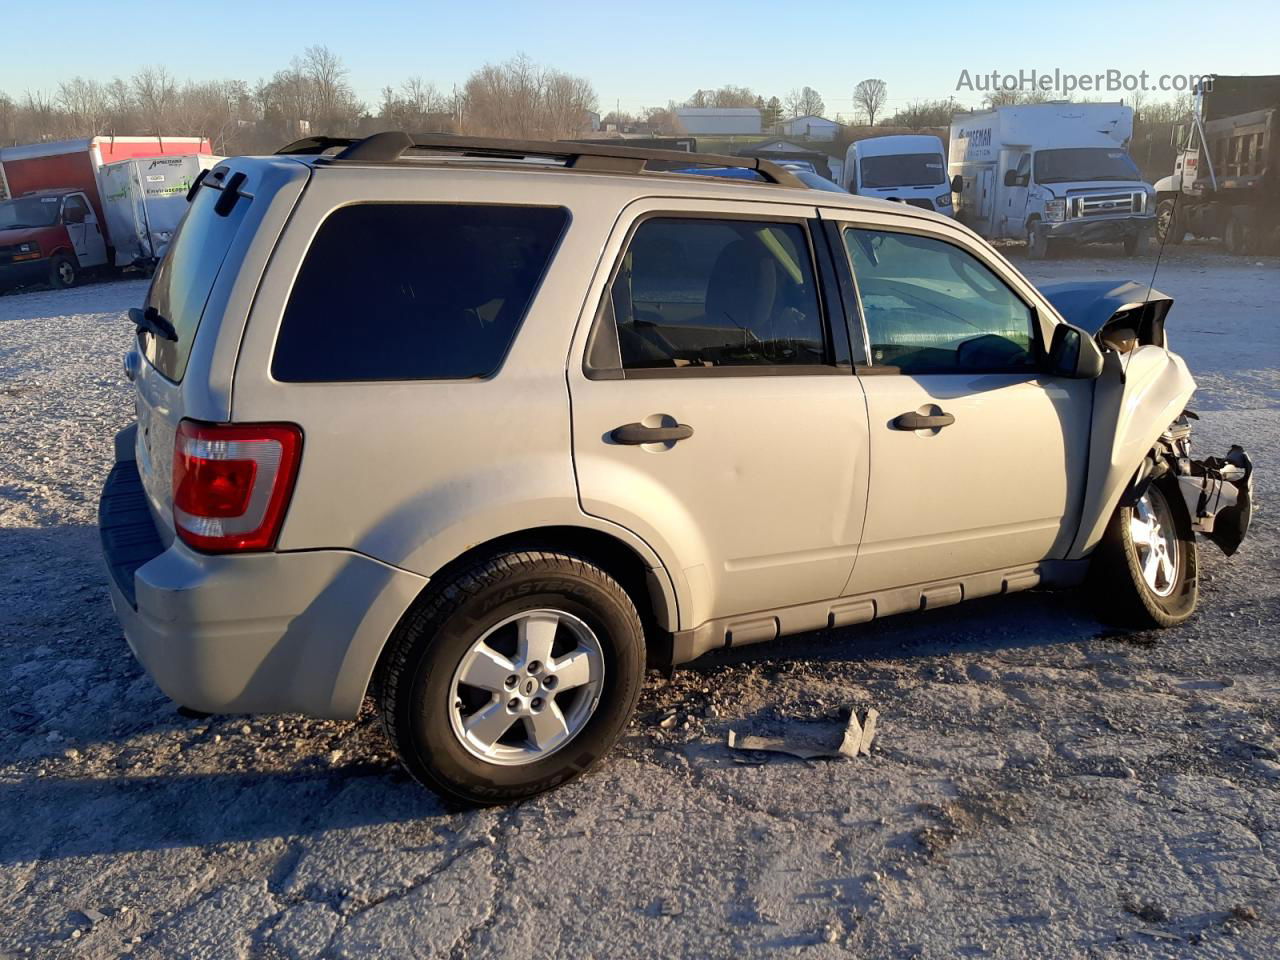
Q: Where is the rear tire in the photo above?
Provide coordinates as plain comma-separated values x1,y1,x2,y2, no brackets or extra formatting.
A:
48,253,78,289
1224,213,1249,255
1090,478,1198,628
378,549,646,806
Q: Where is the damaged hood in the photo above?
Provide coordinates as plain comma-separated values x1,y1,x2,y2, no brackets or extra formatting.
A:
1037,280,1174,336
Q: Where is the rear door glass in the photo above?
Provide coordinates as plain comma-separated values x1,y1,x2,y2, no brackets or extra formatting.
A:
143,176,250,382
271,203,568,382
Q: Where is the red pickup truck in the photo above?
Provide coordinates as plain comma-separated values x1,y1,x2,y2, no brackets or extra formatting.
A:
0,136,210,292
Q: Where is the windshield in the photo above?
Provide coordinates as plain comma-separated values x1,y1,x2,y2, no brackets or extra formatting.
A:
1034,148,1141,184
0,196,62,230
860,153,946,188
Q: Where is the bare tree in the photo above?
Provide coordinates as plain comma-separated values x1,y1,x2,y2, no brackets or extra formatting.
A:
785,87,825,118
885,98,955,130
982,88,1051,109
853,79,887,126
462,54,596,140
133,67,176,133
57,78,109,136
380,77,452,132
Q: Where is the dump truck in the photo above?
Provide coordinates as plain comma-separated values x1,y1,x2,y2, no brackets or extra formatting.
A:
1155,75,1280,254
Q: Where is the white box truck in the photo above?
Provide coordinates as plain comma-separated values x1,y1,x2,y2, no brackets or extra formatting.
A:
843,135,955,216
100,154,222,267
948,102,1155,257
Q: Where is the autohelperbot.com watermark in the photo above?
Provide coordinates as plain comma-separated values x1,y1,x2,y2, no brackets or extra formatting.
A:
956,69,1213,97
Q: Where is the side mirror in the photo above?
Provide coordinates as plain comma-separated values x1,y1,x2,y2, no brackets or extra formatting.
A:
950,173,964,194
1048,323,1105,379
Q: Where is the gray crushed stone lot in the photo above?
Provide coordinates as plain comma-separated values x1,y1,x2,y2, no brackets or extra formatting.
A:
1,244,1277,959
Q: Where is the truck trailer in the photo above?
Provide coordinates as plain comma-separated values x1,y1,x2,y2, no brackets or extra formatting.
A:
949,102,1155,258
1155,75,1280,254
0,136,211,291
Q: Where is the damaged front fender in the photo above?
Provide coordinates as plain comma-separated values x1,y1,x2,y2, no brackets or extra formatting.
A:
1068,345,1196,559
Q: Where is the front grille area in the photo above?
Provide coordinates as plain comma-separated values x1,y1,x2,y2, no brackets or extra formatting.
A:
904,198,935,211
1073,192,1143,218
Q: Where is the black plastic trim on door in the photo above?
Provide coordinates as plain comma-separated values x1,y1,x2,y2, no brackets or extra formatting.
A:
816,219,869,366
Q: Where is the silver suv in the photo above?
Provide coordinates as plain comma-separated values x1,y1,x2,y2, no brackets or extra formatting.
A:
99,133,1253,804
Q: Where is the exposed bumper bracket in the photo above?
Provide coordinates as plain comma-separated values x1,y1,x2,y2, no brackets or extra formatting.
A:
1177,445,1253,556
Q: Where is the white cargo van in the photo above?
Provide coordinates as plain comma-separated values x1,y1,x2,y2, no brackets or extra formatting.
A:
843,135,954,216
949,102,1155,257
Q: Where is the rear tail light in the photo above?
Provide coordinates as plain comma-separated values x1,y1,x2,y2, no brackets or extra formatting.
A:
172,420,303,553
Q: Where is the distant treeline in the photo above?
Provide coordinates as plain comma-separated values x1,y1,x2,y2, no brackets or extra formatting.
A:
1,49,1193,179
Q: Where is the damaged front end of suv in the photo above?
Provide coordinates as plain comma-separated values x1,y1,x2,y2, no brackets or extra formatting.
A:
1041,280,1254,610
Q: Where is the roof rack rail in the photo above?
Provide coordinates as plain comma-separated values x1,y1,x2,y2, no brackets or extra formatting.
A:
274,131,805,188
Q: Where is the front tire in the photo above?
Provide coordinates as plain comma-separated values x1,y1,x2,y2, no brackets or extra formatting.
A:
1123,231,1150,257
48,253,78,289
378,550,646,805
1090,479,1198,628
1156,199,1183,245
1026,222,1051,260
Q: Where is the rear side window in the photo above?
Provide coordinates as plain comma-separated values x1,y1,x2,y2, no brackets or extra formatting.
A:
272,203,568,382
598,217,827,372
143,175,250,382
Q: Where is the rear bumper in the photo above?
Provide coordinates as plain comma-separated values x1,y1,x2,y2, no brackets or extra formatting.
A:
99,444,428,719
0,257,47,290
1042,215,1155,244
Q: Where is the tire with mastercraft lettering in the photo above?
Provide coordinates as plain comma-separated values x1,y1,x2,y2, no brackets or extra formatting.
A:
378,549,646,806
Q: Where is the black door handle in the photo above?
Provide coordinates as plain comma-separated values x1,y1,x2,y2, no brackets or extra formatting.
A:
610,422,694,445
892,411,955,431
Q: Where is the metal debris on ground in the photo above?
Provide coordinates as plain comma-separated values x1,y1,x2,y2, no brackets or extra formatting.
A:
727,708,880,761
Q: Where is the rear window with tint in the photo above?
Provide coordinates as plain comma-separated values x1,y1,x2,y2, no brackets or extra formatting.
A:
143,174,250,382
271,203,568,382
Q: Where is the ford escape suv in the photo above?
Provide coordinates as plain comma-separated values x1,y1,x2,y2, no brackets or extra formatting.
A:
99,133,1253,804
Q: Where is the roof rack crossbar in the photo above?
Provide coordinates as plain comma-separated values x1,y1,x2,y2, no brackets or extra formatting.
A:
275,131,805,188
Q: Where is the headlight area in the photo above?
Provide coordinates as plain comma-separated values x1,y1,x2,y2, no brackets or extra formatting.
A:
6,241,42,262
1043,199,1066,223
935,193,953,207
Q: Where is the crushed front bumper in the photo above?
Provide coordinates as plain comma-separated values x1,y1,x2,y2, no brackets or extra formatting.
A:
0,257,48,291
1178,446,1254,556
1042,214,1155,245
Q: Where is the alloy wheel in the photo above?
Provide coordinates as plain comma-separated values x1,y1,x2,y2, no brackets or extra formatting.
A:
447,609,605,765
1130,487,1179,597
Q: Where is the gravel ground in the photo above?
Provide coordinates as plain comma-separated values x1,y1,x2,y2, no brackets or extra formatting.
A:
1,243,1277,959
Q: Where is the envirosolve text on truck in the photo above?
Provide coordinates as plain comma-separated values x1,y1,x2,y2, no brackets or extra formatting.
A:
1155,74,1280,254
949,103,1155,258
843,135,955,216
0,136,211,292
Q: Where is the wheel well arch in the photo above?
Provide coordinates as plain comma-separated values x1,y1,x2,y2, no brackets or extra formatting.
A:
371,526,676,691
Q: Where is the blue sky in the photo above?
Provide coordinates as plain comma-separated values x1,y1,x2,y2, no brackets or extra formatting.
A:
10,0,1279,117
